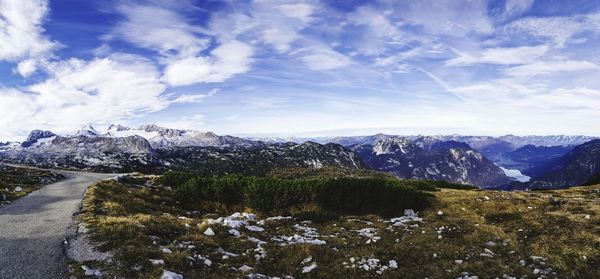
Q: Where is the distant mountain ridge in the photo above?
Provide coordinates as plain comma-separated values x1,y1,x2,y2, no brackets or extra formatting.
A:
254,134,597,156
2,126,599,189
0,126,364,173
350,136,511,187
106,124,258,148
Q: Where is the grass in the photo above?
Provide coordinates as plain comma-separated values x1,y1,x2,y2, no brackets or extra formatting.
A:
75,173,600,279
0,165,65,206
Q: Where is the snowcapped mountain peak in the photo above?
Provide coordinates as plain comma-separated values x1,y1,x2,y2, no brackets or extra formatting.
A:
102,124,256,148
21,130,56,148
373,136,415,155
75,125,100,137
107,124,131,132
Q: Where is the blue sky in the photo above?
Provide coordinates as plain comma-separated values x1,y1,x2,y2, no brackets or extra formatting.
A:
1,0,600,141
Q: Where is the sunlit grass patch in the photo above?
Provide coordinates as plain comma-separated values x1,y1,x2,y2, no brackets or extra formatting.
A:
76,174,600,279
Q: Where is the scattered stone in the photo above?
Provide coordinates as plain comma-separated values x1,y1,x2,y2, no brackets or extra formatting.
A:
484,241,496,247
150,259,164,266
302,256,313,264
161,247,173,254
14,187,22,192
437,210,444,216
388,260,398,269
81,265,102,277
204,228,215,236
246,225,265,232
238,265,253,272
302,262,318,273
162,270,184,279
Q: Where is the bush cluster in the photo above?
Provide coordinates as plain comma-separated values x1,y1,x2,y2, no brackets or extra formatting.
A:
162,171,432,216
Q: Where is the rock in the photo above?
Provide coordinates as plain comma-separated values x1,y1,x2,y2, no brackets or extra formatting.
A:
404,209,416,217
162,270,184,279
455,260,464,264
150,259,164,266
437,210,444,216
161,247,173,254
388,260,398,269
204,228,215,236
81,265,102,277
238,265,253,272
302,262,318,273
484,241,496,247
14,187,22,192
301,256,313,264
584,215,591,219
228,229,241,237
245,225,264,232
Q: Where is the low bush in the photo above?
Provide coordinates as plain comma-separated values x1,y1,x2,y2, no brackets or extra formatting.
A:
165,171,433,216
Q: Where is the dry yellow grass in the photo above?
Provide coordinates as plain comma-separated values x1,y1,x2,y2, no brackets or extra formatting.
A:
73,178,599,279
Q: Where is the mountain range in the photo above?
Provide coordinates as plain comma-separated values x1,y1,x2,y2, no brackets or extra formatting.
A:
1,124,599,189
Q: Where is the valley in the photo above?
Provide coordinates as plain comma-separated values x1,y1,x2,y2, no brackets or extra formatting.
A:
2,125,599,190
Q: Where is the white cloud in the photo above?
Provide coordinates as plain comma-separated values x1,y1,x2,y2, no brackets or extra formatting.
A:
113,3,208,58
503,0,535,18
277,3,315,23
401,0,494,35
163,40,253,86
0,54,170,140
505,13,600,47
447,45,549,66
301,45,351,71
506,60,599,77
171,88,220,104
15,59,37,77
0,0,56,75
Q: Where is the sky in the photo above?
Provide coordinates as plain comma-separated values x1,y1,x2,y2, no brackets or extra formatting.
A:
1,0,600,141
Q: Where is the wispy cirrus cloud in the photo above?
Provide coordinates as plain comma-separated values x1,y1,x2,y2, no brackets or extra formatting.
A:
446,45,549,66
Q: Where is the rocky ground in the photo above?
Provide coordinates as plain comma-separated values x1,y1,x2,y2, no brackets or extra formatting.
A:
0,164,65,207
70,175,599,279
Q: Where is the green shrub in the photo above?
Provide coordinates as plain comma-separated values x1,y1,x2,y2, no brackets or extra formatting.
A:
161,171,196,188
169,172,433,216
317,178,431,215
245,178,323,211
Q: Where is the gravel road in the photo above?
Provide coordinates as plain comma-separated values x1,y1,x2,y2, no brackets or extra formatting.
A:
0,169,116,279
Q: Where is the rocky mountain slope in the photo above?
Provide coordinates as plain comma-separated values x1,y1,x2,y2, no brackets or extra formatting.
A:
157,142,366,175
2,129,156,172
528,139,600,188
497,145,574,174
495,139,600,190
0,128,364,174
350,136,511,186
106,124,258,148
